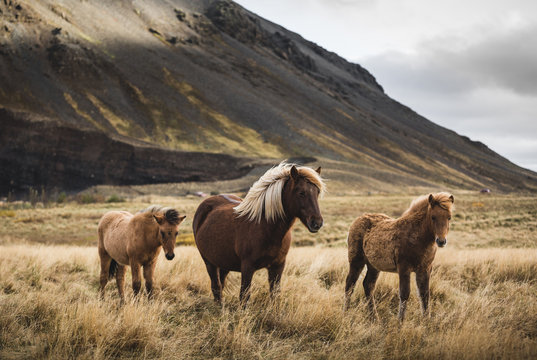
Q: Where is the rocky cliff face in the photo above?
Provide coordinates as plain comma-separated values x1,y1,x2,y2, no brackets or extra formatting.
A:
0,108,254,194
1,0,536,194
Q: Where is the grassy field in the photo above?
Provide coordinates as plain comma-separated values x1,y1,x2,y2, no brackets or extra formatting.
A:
1,193,536,359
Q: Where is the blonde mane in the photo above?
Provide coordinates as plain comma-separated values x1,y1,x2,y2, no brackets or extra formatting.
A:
402,192,453,217
234,162,325,223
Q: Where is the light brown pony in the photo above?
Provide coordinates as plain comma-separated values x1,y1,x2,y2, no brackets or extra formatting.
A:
193,162,325,305
98,205,186,302
345,193,454,321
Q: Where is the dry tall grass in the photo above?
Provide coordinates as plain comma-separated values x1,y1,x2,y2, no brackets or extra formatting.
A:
1,193,536,359
1,245,536,359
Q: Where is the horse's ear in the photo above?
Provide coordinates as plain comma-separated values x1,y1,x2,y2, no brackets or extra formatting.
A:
315,166,321,175
153,214,164,225
179,215,187,222
449,194,454,203
290,165,299,181
428,194,435,207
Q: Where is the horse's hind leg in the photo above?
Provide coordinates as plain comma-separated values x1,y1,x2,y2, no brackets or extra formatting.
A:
219,269,229,291
344,258,365,310
98,248,112,299
115,264,127,304
203,259,223,304
363,267,380,320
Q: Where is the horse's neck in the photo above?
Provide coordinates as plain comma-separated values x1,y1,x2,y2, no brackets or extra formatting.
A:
258,187,298,242
261,216,296,243
402,209,434,243
131,217,161,250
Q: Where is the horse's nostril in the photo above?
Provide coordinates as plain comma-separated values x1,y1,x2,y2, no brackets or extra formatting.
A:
436,238,447,247
311,219,323,229
307,219,322,233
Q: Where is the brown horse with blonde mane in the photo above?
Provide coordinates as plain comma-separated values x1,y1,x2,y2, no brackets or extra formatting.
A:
98,205,186,302
345,193,454,321
193,162,325,305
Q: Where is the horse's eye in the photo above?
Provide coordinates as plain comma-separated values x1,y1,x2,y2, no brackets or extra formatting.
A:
431,216,436,221
448,216,451,220
299,191,306,197
160,231,165,237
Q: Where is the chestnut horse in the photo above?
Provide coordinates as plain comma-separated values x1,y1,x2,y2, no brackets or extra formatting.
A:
193,162,325,305
344,193,454,321
98,205,186,302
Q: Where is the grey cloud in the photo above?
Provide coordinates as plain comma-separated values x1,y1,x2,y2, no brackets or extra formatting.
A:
454,25,537,95
365,23,537,96
364,51,472,96
312,0,376,8
360,24,537,171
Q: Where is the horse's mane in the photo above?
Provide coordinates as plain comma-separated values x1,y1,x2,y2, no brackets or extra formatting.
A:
139,205,181,225
233,161,325,223
402,192,453,217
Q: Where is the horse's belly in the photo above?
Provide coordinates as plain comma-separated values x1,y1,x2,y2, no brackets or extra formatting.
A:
99,212,132,265
104,237,130,265
102,226,130,265
363,234,397,272
195,219,241,271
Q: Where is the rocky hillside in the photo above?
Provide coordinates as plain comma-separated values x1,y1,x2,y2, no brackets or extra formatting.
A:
1,0,536,194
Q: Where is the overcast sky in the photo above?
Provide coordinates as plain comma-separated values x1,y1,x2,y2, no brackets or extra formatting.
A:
235,0,537,172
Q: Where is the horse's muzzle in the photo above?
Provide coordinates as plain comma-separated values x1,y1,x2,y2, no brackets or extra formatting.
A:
307,218,323,233
436,238,447,248
165,253,175,260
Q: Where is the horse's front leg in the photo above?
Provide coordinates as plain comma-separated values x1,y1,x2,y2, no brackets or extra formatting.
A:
416,269,431,317
130,260,143,298
239,262,255,307
268,261,285,299
143,261,157,300
398,268,411,322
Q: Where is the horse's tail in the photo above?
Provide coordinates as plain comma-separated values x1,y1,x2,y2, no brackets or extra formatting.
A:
347,216,369,253
108,259,118,280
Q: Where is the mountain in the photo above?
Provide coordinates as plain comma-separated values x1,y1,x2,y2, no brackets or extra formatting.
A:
1,0,536,195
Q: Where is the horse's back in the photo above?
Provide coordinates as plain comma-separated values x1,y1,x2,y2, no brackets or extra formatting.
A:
193,195,241,235
193,195,242,270
98,211,131,233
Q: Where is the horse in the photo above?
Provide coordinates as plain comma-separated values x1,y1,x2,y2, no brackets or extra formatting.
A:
193,162,325,305
344,193,454,321
98,205,186,302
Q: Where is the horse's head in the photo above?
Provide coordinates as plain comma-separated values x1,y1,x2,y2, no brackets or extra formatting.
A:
286,166,324,233
428,193,454,248
153,211,187,260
